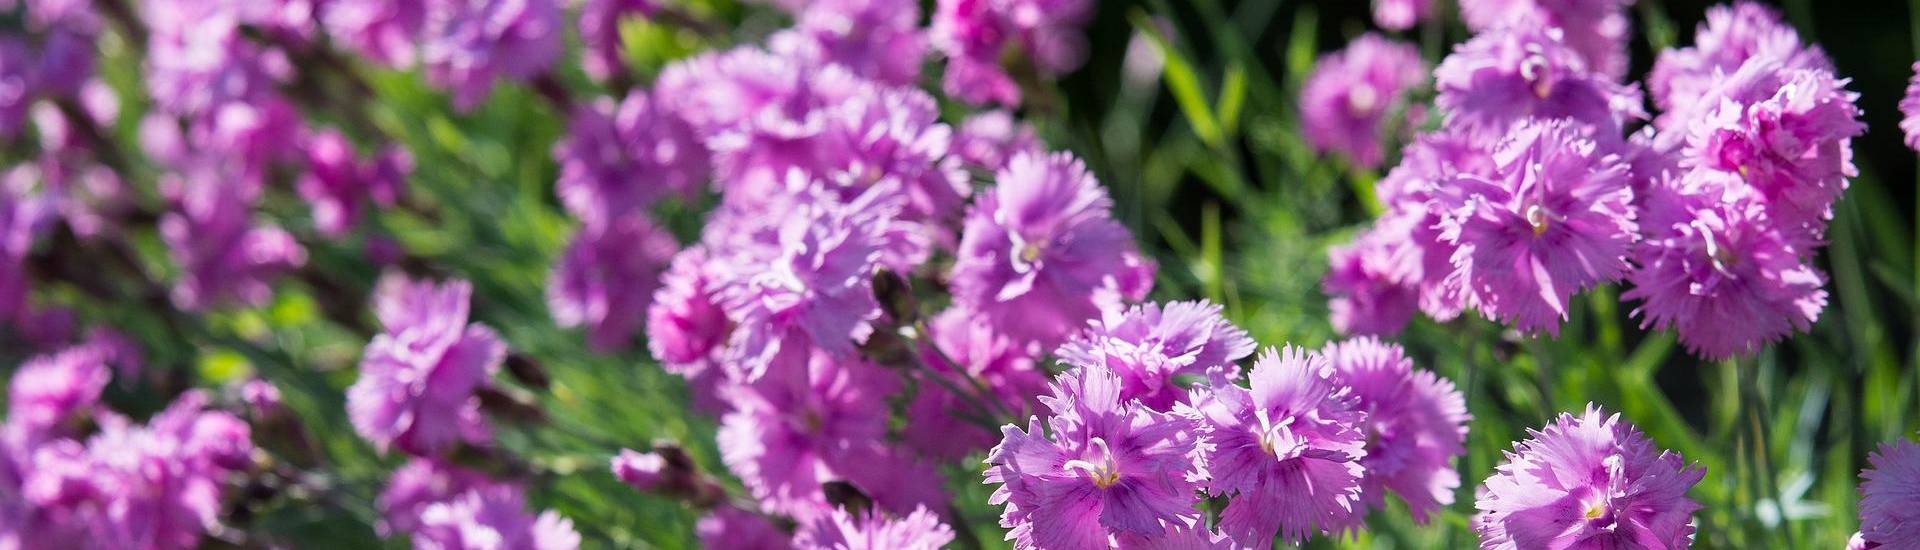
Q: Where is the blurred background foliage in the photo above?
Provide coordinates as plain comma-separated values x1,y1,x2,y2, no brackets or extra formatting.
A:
7,0,1919,548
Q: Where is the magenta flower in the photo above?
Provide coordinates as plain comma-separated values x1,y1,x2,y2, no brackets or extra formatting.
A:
1372,0,1432,31
159,165,307,311
717,349,909,519
1300,34,1427,169
577,0,658,81
1434,26,1644,142
378,458,502,536
1860,437,1920,548
5,344,110,444
1683,68,1864,236
1623,184,1826,360
951,152,1155,346
1322,337,1468,523
348,276,505,456
413,485,581,550
552,91,709,229
1903,62,1920,152
954,110,1042,171
547,214,680,353
776,0,927,86
795,505,954,550
1439,119,1637,336
932,0,1092,106
985,366,1201,549
1055,300,1255,411
645,247,733,398
712,192,885,380
141,0,292,117
1324,211,1424,337
0,171,51,329
819,84,970,225
1648,1,1829,130
323,0,426,67
1182,346,1368,545
698,507,796,550
420,0,564,110
907,308,1046,461
1459,0,1632,78
298,129,412,237
1474,404,1704,550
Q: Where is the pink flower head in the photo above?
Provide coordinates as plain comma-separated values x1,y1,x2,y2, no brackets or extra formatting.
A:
645,246,732,398
1859,437,1920,549
1683,68,1864,236
932,0,1093,106
298,129,412,237
413,485,581,550
985,366,1201,549
547,214,680,353
1321,337,1468,523
795,505,954,550
818,84,970,226
1440,119,1637,336
1434,26,1644,143
1055,300,1255,411
907,307,1046,461
698,507,796,550
553,91,709,228
1474,404,1704,550
1623,183,1826,360
1181,346,1368,545
952,152,1154,346
713,191,886,380
577,0,659,81
1903,62,1920,152
349,276,505,456
776,0,927,87
1300,34,1427,169
1324,211,1424,337
141,0,293,118
1372,0,1432,31
954,110,1043,171
1459,0,1633,78
378,458,502,536
323,0,427,67
6,344,111,443
420,0,564,110
1648,1,1829,129
159,164,307,311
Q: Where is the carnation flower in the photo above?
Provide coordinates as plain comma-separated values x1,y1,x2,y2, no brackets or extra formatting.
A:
414,485,581,550
298,129,412,237
1372,0,1432,31
1683,68,1864,235
1903,62,1920,152
932,0,1093,106
1182,346,1367,545
1434,27,1643,142
322,0,426,67
348,276,505,456
1647,1,1829,129
5,344,110,444
1623,183,1826,360
794,505,954,550
1439,119,1637,335
1459,0,1633,79
578,0,658,81
712,191,885,380
986,366,1200,549
1474,404,1704,550
645,247,733,414
1055,300,1255,411
819,84,970,225
420,0,564,110
547,214,680,353
907,308,1046,461
1324,212,1423,337
1300,34,1427,169
142,0,292,117
378,458,502,536
159,165,307,311
776,0,927,86
698,506,796,550
954,110,1043,171
1859,437,1920,548
552,91,709,229
951,152,1154,346
1322,337,1468,523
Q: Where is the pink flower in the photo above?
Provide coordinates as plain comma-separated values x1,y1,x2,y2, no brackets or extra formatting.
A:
323,0,426,67
413,485,581,550
1055,300,1255,411
420,0,564,110
547,214,679,353
1682,68,1864,237
1903,62,1920,152
1182,346,1367,545
1434,26,1643,142
1300,34,1427,169
552,91,709,228
795,505,954,550
1474,404,1704,550
698,507,796,550
348,276,504,456
1322,337,1468,523
1859,437,1920,548
1372,0,1432,31
378,458,502,536
1647,1,1829,130
906,308,1046,460
712,191,887,380
298,129,412,237
1459,0,1633,79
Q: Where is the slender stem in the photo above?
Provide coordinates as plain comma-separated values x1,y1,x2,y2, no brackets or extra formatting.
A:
913,320,1019,421
1739,361,1796,549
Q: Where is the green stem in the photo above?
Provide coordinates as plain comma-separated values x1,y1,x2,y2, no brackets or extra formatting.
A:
1740,361,1797,549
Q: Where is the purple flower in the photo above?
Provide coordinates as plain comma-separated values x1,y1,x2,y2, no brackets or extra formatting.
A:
1182,346,1367,545
1055,300,1255,411
1682,68,1864,236
1434,27,1644,142
1903,62,1920,152
379,458,502,536
1322,337,1468,523
646,247,731,379
349,276,505,456
1459,0,1632,79
158,164,307,310
819,85,970,226
794,505,954,550
1474,404,1704,550
1372,0,1432,31
0,169,51,327
775,0,927,86
1439,119,1637,336
547,214,680,353
698,507,796,550
907,308,1047,460
420,0,564,110
712,189,889,380
1300,34,1427,169
1860,437,1920,549
553,91,709,228
1647,1,1829,130
5,345,110,444
611,449,668,492
1623,184,1826,360
323,0,427,67
298,129,412,237
951,152,1155,346
413,485,581,550
1324,206,1424,337
984,366,1200,550
932,0,1093,106
954,110,1042,171
141,0,292,117
577,0,658,81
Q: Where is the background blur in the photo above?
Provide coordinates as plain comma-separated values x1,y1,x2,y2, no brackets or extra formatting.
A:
6,0,1917,548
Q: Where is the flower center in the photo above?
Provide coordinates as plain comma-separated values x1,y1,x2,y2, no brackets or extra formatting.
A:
1348,84,1379,117
1526,204,1550,236
1519,52,1554,99
1063,437,1122,488
1254,408,1304,459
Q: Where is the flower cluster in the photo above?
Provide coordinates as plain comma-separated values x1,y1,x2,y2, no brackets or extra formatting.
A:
1322,1,1862,360
1475,405,1705,548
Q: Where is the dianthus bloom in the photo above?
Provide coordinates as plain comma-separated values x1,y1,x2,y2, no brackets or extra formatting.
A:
1434,26,1643,142
1372,0,1432,31
644,247,732,413
547,215,679,352
1322,337,1468,523
1323,210,1423,337
348,276,505,456
298,129,411,237
1474,405,1704,550
378,458,502,535
1459,0,1632,79
158,167,307,310
1300,34,1427,169
577,0,658,81
552,91,709,228
5,343,111,442
985,366,1200,549
931,0,1093,106
1903,62,1920,152
420,0,565,110
698,506,796,550
1623,184,1826,360
1683,68,1864,235
323,0,426,67
954,110,1042,171
775,0,927,86
413,485,581,550
951,152,1154,346
713,192,886,380
794,505,954,550
1440,119,1637,335
906,308,1046,460
1182,346,1367,546
1055,300,1255,411
1857,436,1920,547
1647,1,1829,129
